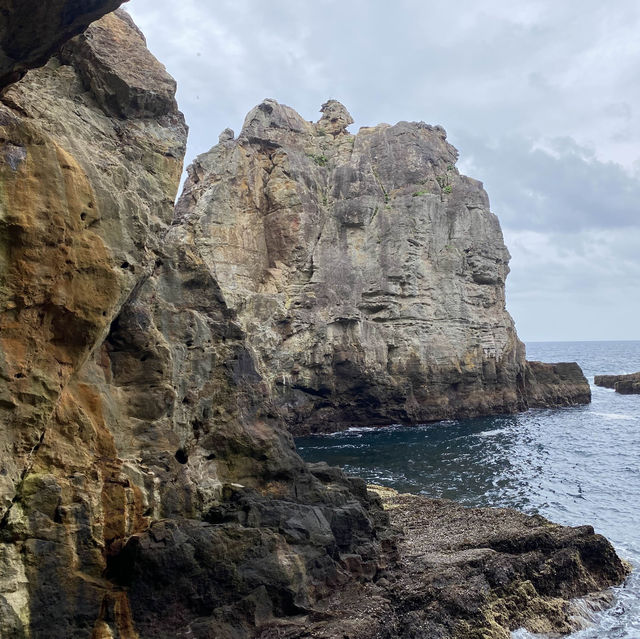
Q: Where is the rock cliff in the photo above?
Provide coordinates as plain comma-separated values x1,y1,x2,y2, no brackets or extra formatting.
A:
0,11,391,639
176,99,590,434
0,7,623,639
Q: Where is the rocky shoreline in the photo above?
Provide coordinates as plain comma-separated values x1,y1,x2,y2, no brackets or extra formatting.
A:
595,373,640,394
0,3,627,638
254,481,631,639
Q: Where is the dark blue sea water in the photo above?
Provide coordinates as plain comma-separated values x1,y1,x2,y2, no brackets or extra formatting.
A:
295,341,640,638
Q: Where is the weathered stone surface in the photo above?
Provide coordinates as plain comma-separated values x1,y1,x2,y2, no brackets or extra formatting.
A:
0,9,189,637
176,98,590,434
595,372,640,394
0,10,622,639
0,6,186,520
0,13,390,638
260,486,630,639
0,0,127,89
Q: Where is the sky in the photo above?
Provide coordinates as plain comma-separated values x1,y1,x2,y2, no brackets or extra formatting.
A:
126,0,640,342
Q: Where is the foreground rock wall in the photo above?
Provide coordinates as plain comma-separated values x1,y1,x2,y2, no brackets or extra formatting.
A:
0,11,390,638
176,99,590,434
0,9,185,635
0,0,127,89
0,8,619,639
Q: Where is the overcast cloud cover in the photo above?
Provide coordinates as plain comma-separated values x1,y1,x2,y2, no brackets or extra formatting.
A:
127,0,640,341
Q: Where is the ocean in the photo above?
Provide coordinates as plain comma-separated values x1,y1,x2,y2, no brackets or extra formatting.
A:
295,341,640,638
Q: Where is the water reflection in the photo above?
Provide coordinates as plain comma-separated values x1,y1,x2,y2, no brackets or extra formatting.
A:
296,414,528,506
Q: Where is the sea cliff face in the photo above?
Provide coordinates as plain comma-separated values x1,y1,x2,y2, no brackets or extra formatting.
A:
176,99,590,434
0,7,623,639
0,11,391,638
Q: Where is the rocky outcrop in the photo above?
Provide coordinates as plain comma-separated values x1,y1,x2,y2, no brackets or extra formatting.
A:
268,486,628,639
525,361,592,406
0,0,127,89
0,9,186,636
0,6,186,528
262,484,630,638
0,8,622,639
595,372,640,394
176,99,590,434
0,11,392,639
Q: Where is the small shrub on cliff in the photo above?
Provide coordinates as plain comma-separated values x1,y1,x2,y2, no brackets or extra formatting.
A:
308,153,328,167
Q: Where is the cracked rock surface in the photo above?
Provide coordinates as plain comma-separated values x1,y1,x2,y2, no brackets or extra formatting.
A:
0,7,624,639
177,98,590,434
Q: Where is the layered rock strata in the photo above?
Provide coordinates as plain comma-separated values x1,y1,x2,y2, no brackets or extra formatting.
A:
0,7,624,639
0,11,392,639
595,372,640,394
176,99,590,434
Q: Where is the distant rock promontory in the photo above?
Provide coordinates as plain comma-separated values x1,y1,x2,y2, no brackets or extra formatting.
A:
595,372,640,394
177,98,591,434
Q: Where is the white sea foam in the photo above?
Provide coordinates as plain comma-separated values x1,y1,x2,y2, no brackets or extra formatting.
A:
591,412,637,421
477,428,507,437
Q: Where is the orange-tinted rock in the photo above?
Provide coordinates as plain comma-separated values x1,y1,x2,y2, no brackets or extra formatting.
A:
0,10,186,636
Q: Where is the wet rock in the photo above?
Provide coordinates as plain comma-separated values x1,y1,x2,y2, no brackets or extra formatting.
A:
595,372,640,394
261,488,631,638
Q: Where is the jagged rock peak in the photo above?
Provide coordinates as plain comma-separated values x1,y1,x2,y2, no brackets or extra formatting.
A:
219,127,235,142
240,97,313,141
59,9,180,119
317,98,354,135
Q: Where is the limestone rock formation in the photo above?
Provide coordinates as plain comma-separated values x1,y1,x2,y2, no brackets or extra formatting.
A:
595,372,640,394
0,11,391,638
0,8,624,639
0,0,127,89
176,99,590,434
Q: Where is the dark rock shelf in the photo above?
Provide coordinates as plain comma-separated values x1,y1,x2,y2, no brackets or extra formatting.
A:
595,373,640,394
255,484,631,639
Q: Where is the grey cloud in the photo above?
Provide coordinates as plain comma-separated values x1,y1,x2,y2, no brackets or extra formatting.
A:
455,132,640,232
604,102,632,120
504,228,640,340
127,0,640,169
